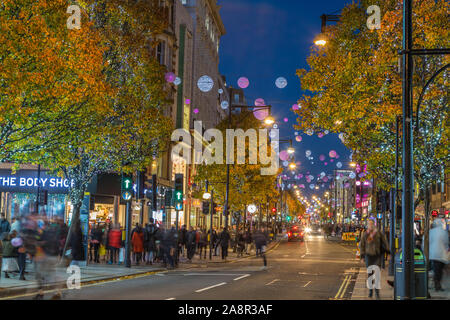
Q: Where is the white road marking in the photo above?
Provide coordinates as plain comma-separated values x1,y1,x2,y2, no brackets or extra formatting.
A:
184,273,245,276
233,274,251,281
301,254,306,258
195,282,227,293
303,281,312,288
265,279,280,286
298,272,321,276
166,298,176,300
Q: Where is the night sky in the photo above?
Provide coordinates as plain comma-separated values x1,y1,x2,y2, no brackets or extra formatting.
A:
218,0,355,197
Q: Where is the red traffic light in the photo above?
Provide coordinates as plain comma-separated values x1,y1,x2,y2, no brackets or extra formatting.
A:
432,210,439,217
272,208,277,213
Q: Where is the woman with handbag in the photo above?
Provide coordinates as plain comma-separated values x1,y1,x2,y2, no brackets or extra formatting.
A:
360,218,389,299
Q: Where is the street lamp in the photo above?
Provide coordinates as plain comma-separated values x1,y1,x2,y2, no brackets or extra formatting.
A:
289,162,297,170
287,147,295,154
314,39,327,46
203,192,211,200
264,116,275,126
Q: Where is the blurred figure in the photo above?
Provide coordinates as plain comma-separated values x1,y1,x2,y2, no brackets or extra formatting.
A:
160,225,176,269
108,224,122,264
145,219,158,265
2,231,19,278
426,219,449,291
244,228,252,255
131,224,144,265
254,229,268,268
236,231,245,258
34,219,64,300
179,225,187,258
186,227,196,262
0,213,10,240
359,219,389,299
219,227,230,261
198,229,207,259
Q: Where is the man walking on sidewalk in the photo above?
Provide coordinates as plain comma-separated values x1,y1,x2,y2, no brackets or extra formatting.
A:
219,227,230,261
359,218,389,300
427,219,449,291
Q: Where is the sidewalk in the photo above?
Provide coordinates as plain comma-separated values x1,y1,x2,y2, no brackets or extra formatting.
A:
0,238,281,299
351,262,450,300
350,264,394,300
0,262,165,299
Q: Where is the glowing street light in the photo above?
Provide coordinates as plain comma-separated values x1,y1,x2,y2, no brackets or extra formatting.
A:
287,147,295,154
315,39,327,46
289,162,297,170
264,116,275,126
203,192,211,200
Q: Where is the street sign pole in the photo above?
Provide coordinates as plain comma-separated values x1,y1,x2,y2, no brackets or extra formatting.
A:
401,0,415,300
125,201,132,268
209,189,214,260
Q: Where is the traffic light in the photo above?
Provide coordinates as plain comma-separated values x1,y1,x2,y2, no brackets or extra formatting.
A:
202,201,210,215
137,170,146,199
151,175,157,211
212,203,218,214
432,210,438,217
164,188,173,208
174,174,183,210
121,174,133,202
272,208,277,214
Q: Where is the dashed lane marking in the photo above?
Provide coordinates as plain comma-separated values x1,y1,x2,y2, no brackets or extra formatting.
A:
303,281,312,288
265,279,280,286
233,274,251,281
195,282,227,293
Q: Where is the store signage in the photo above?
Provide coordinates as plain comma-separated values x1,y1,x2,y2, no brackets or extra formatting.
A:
0,170,73,194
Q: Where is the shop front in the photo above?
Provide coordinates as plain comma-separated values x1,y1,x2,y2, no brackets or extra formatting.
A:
0,166,73,221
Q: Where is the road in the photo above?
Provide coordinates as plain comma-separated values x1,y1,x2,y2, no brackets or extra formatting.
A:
15,234,361,300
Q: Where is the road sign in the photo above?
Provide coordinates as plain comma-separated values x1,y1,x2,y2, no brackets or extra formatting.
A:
175,203,183,211
121,174,133,202
377,213,383,219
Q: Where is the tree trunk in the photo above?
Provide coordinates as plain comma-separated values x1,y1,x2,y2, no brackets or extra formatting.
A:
59,197,83,265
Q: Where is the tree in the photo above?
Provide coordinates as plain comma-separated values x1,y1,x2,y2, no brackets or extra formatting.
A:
0,0,111,161
194,110,280,225
294,0,449,261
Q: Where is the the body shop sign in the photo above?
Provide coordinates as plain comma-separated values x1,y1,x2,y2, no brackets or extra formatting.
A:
0,170,73,194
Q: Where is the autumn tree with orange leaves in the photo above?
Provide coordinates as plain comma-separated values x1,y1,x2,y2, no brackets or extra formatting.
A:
294,0,449,260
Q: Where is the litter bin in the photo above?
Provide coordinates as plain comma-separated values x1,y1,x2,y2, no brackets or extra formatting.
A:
394,248,428,300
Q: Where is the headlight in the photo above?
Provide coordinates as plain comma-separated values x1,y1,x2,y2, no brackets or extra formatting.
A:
305,227,312,233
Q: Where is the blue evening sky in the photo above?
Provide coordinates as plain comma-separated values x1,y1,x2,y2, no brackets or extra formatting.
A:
218,0,355,196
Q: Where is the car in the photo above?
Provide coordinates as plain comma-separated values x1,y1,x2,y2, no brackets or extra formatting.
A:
287,226,304,242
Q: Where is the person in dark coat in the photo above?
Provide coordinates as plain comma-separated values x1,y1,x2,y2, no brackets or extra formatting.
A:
0,213,11,240
145,219,158,264
186,227,196,262
254,229,268,267
198,229,207,259
219,228,230,260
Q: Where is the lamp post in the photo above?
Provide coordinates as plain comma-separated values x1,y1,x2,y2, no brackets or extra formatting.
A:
223,105,273,230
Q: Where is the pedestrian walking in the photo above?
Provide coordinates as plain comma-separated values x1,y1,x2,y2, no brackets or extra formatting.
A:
253,229,268,268
2,231,19,278
359,218,389,299
236,231,245,258
107,224,122,264
186,227,196,262
131,225,144,266
219,227,230,260
145,219,158,265
244,228,252,255
199,229,207,259
426,219,449,291
0,213,11,240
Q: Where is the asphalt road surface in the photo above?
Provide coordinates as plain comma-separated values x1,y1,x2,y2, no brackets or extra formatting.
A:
15,234,361,300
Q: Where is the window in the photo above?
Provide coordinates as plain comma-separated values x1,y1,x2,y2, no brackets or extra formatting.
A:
156,41,166,65
234,94,240,103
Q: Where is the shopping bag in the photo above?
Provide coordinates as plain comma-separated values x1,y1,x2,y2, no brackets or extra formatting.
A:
119,248,125,263
99,245,106,256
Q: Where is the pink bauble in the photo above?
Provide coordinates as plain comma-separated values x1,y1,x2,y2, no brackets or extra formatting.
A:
165,72,176,83
279,151,289,161
193,108,199,114
238,77,249,89
292,104,299,111
284,118,289,123
319,155,326,161
254,98,266,106
329,150,337,158
296,136,302,142
253,107,269,121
